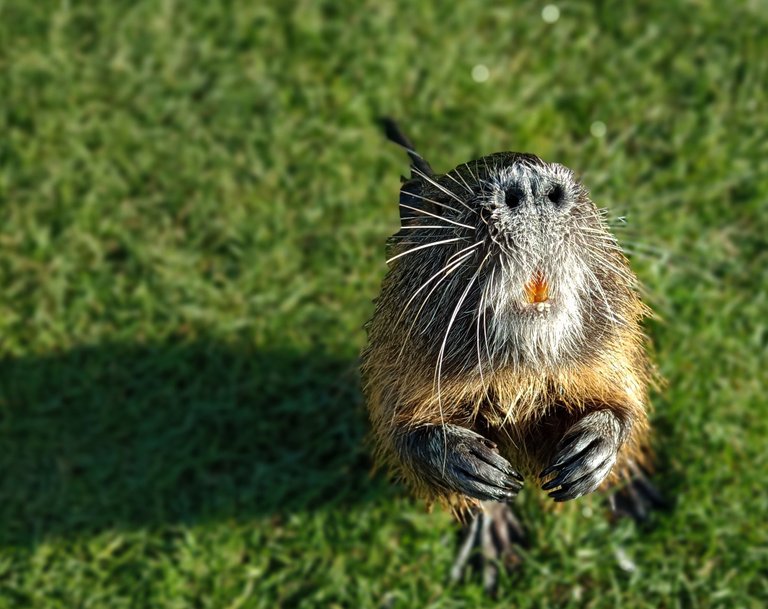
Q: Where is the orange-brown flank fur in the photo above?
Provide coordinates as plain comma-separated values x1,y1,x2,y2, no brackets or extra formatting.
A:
362,254,656,515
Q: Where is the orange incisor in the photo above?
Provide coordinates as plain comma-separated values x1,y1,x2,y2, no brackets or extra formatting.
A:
525,271,549,303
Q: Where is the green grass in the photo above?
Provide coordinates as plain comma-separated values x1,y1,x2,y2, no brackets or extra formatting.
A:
1,0,767,607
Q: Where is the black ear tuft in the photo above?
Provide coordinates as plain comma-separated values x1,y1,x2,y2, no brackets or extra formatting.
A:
379,117,410,149
378,117,434,178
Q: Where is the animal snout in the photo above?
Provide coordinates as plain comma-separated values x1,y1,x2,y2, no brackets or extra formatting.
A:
502,174,568,211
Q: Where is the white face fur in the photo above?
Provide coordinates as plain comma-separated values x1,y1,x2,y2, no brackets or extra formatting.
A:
388,152,628,377
476,161,597,370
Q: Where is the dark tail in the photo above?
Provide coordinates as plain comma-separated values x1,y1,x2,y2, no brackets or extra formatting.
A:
378,117,434,178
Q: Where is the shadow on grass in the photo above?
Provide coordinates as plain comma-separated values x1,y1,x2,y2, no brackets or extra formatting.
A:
0,341,388,546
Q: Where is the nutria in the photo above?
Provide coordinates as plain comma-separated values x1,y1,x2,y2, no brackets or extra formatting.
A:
361,119,663,589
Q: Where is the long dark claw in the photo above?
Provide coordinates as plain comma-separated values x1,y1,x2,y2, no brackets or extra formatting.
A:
548,458,615,502
541,410,623,502
403,424,525,503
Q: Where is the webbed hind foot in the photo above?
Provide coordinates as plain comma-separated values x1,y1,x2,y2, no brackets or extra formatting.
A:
450,501,526,596
608,461,668,524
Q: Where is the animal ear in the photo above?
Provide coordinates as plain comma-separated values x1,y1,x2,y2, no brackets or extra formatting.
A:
378,117,439,222
399,178,439,222
379,117,434,178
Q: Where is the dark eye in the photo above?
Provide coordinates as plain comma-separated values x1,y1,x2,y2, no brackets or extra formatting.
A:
504,187,523,209
547,185,565,206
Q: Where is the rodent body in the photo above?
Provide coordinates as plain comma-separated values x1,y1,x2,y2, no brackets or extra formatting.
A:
362,123,656,515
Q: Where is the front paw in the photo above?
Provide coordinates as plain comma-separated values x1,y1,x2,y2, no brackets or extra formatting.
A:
412,424,524,502
540,410,623,502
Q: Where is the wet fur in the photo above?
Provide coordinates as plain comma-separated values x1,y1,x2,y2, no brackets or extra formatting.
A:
362,147,656,514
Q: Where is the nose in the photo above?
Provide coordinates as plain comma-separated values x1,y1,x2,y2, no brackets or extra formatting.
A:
502,178,566,210
502,183,527,210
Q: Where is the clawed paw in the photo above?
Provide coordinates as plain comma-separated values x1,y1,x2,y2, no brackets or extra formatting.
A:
422,425,524,502
540,411,622,502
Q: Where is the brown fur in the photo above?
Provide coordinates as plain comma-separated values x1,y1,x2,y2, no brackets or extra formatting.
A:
361,151,657,515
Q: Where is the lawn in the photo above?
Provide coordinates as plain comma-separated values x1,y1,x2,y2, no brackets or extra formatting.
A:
0,1,766,607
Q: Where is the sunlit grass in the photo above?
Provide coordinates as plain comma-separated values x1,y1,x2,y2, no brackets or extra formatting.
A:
0,1,766,607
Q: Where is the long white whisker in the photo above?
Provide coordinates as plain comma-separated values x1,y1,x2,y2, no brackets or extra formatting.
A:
411,167,478,216
399,203,475,230
445,240,483,265
483,265,496,368
475,257,493,400
455,167,476,197
396,250,475,362
403,190,463,215
386,237,466,264
397,143,430,167
445,171,474,196
617,241,674,260
433,253,490,474
464,162,479,187
482,156,492,186
581,246,636,285
398,225,458,230
582,264,627,328
395,244,481,327
399,216,464,227
577,233,627,254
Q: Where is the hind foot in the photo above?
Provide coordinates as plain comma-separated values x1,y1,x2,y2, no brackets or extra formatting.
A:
450,501,526,596
608,461,668,524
